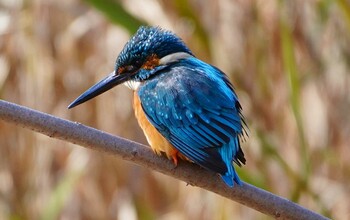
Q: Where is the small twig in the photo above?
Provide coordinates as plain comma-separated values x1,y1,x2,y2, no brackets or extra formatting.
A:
0,100,328,220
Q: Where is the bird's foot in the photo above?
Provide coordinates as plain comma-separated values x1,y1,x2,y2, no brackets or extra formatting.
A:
172,155,178,166
170,150,180,166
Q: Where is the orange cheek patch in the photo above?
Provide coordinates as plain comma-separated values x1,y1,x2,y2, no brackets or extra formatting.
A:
117,66,125,74
142,54,160,70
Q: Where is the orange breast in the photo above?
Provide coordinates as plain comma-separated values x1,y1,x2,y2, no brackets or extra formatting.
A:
133,92,184,164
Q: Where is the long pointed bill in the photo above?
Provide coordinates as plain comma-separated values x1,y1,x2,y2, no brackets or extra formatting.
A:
68,72,129,109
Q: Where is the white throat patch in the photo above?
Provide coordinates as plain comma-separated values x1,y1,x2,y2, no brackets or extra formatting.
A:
123,80,141,90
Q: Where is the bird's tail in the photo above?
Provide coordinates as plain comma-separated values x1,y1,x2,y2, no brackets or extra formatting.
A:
221,172,242,187
219,138,243,187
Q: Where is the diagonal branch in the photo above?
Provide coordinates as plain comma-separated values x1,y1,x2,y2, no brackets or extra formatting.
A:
0,100,328,220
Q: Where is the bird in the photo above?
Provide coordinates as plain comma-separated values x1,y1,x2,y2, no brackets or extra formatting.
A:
68,26,247,187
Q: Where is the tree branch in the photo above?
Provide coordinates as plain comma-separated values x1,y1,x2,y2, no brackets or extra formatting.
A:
0,100,328,220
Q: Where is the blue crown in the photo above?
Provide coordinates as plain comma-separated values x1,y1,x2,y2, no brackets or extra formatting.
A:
115,26,193,71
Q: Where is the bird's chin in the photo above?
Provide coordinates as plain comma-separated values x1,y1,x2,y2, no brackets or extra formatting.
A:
123,80,141,90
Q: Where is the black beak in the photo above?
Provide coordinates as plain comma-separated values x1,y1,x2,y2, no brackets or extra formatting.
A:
68,72,129,109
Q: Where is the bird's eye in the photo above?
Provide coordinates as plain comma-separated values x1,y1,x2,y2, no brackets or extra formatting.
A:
118,65,138,74
135,60,142,66
125,65,136,72
117,65,139,75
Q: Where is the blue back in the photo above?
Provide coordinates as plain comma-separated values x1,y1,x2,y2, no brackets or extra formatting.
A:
138,57,245,186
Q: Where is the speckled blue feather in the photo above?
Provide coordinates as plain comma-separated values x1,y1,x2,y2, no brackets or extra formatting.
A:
138,57,246,186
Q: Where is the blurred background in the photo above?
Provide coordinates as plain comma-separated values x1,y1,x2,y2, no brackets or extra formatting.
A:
0,0,349,219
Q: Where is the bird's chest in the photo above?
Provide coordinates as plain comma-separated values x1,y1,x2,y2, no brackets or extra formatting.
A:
133,92,176,158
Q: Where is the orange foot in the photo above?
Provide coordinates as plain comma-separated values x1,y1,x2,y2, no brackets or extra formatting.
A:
170,150,180,166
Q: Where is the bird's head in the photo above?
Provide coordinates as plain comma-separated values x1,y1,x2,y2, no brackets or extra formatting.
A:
68,26,193,109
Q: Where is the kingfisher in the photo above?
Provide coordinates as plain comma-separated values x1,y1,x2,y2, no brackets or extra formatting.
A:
68,26,246,187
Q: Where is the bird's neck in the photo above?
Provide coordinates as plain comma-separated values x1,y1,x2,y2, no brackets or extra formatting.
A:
159,52,192,65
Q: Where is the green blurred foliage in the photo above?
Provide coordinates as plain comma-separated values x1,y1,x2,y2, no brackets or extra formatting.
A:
0,0,349,219
83,0,145,33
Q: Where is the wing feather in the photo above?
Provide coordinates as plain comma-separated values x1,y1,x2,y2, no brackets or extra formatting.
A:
138,58,245,185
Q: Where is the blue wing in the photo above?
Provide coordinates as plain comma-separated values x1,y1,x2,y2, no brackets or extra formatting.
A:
138,58,246,186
